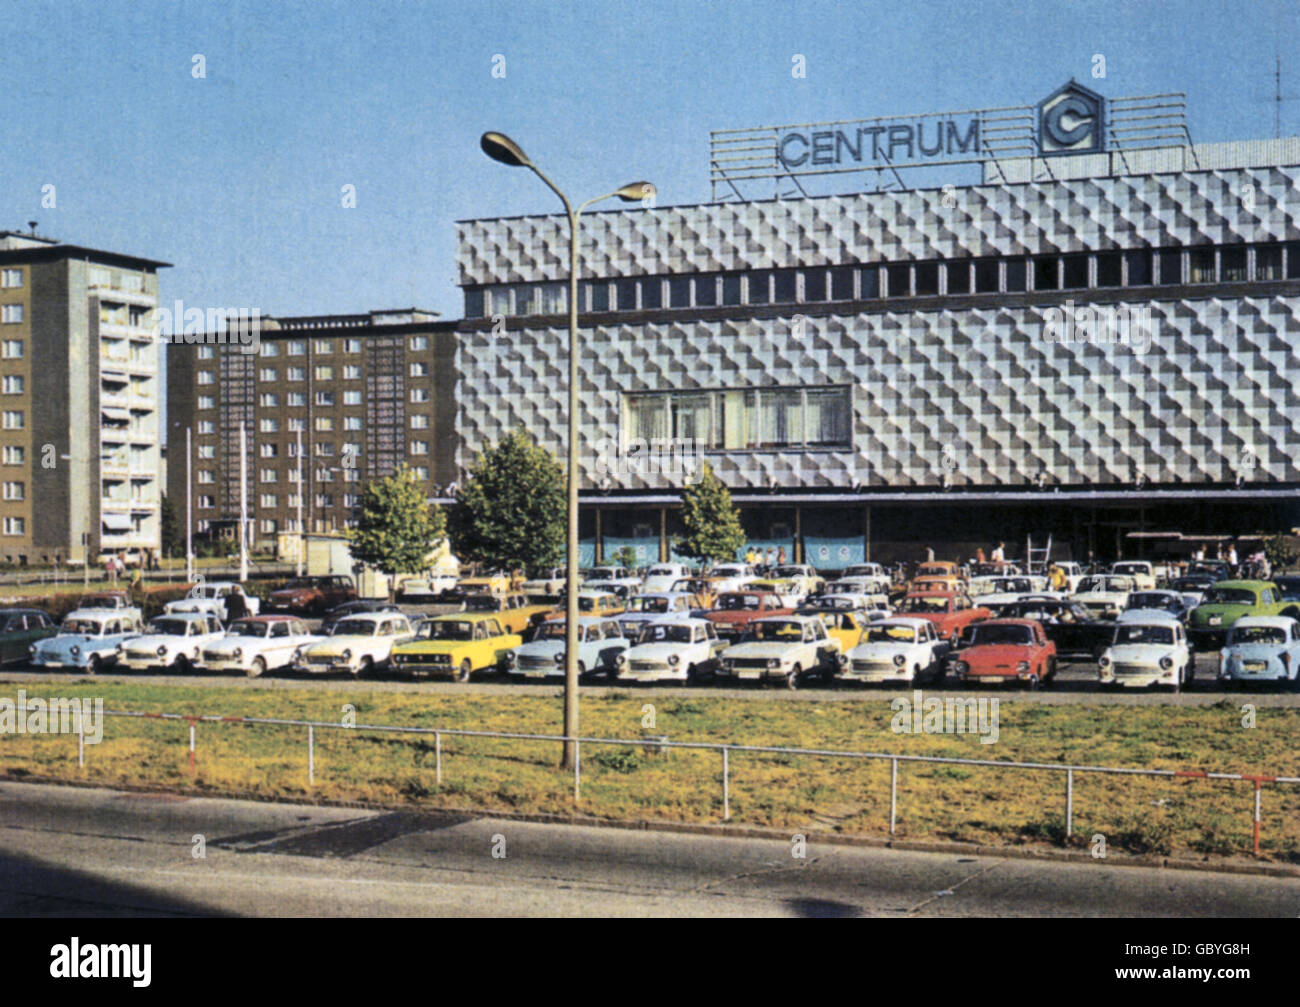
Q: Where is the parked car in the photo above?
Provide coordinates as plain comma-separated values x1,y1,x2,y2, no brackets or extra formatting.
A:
841,563,889,581
1186,560,1233,582
545,591,626,621
266,575,357,615
800,593,891,620
705,563,758,594
293,611,416,676
823,576,892,598
614,616,726,685
452,572,514,597
1110,561,1157,591
460,592,553,636
1070,575,1136,620
669,576,722,610
520,567,566,596
965,575,1036,607
117,613,226,672
892,591,991,643
164,582,260,619
1098,617,1191,689
29,609,144,674
505,617,628,680
802,608,869,654
1188,580,1300,650
389,613,521,682
76,591,141,618
200,615,321,677
947,619,1058,689
1272,575,1300,603
394,573,458,602
994,596,1113,659
618,592,704,638
1051,561,1086,593
838,617,950,685
581,566,643,595
717,614,842,688
750,565,823,606
1217,616,1300,689
1120,590,1192,623
703,590,795,642
641,563,692,594
320,600,402,634
0,609,58,665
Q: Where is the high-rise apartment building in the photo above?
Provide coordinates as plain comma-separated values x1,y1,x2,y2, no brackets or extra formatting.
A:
0,228,169,566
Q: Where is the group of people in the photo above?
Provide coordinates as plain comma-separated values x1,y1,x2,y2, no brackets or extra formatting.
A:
744,546,788,567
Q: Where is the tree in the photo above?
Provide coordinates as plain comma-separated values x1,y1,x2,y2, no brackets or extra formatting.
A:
347,465,446,601
160,494,181,558
674,461,746,564
446,428,566,576
1264,533,1298,572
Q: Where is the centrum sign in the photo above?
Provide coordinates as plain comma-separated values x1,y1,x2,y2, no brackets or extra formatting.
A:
779,116,980,168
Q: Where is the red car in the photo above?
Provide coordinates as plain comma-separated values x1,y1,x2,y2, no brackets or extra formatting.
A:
704,591,794,642
892,591,990,643
947,619,1057,689
265,575,358,616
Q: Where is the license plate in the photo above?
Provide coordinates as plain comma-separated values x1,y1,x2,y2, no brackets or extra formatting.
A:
1208,616,1222,626
738,671,761,679
524,672,549,679
980,676,1006,683
1243,661,1266,671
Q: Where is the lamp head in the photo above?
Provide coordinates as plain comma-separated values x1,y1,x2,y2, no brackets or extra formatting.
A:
614,181,655,202
481,132,532,168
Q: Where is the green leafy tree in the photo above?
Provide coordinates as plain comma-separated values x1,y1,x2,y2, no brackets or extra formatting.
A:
609,546,639,570
674,461,746,564
447,429,566,576
348,465,446,601
1264,533,1298,572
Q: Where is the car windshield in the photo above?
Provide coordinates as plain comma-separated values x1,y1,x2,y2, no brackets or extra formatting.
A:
1203,588,1257,605
1128,593,1179,611
150,619,192,636
331,619,376,636
537,622,573,641
772,566,806,578
1230,626,1287,645
63,619,105,635
717,594,761,611
1078,576,1130,592
646,567,674,577
463,596,501,612
629,597,670,613
421,621,473,642
991,578,1032,592
282,580,316,591
1115,625,1175,645
866,625,917,644
585,570,616,580
713,567,745,577
1112,564,1148,574
967,624,1034,646
577,596,605,612
230,622,269,637
636,624,694,645
898,596,950,614
752,620,806,641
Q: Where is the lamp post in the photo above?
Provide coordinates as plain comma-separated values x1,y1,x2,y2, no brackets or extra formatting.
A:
481,131,653,769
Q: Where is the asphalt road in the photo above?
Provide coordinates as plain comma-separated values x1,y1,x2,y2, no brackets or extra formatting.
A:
0,780,1295,917
3,649,1298,706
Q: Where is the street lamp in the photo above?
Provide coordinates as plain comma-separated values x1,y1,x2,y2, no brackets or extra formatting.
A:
481,131,653,769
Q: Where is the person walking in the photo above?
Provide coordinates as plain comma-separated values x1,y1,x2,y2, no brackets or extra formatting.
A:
745,547,756,565
991,541,1005,564
224,585,248,625
777,546,787,565
766,546,777,568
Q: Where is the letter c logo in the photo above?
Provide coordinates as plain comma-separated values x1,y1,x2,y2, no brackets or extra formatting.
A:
1045,96,1096,148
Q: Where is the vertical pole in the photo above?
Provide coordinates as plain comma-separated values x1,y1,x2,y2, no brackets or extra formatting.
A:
239,423,249,583
77,708,85,769
186,427,194,583
188,721,196,775
1066,768,1074,838
307,725,314,785
722,746,730,821
574,740,581,803
1253,781,1262,857
561,200,580,771
295,428,304,577
890,757,898,835
435,731,442,785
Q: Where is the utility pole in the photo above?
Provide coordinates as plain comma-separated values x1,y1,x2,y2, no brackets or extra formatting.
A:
296,427,304,577
239,422,249,583
185,426,194,582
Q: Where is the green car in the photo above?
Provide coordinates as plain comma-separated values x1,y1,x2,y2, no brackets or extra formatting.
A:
1188,581,1300,650
0,608,59,665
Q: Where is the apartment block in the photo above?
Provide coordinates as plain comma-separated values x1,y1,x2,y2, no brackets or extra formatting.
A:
0,228,169,565
166,309,457,545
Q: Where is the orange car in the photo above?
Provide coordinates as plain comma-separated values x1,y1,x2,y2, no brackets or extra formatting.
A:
892,591,990,643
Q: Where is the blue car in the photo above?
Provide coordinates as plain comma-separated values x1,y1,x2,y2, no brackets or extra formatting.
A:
30,608,146,674
505,616,629,680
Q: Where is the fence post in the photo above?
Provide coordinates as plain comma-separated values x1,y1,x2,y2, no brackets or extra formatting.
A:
1066,768,1073,838
76,707,85,769
435,731,442,786
722,746,730,821
1253,781,1262,857
890,757,898,836
188,720,196,776
574,740,581,803
307,725,314,786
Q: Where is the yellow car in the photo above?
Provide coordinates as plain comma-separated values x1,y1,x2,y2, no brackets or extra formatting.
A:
389,613,523,682
456,572,515,596
808,610,869,652
544,591,626,622
460,592,553,635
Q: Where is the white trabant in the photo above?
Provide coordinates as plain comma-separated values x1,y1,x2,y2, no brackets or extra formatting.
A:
641,563,693,594
842,563,889,581
823,576,892,598
117,613,227,672
1070,575,1136,620
1218,616,1300,688
164,582,260,618
1098,616,1191,689
581,566,643,595
1110,561,1158,591
966,575,1038,607
614,616,726,685
717,614,842,689
617,592,702,638
200,615,322,677
292,611,416,676
838,617,951,685
30,608,146,674
397,573,459,600
707,564,758,594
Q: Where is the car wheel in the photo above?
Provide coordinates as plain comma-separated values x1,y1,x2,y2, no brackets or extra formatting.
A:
455,658,473,684
85,654,101,676
682,663,697,687
247,657,266,679
786,663,801,691
173,654,191,674
1025,674,1039,691
354,656,373,679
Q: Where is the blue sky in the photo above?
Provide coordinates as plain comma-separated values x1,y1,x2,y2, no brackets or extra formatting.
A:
1,0,1295,321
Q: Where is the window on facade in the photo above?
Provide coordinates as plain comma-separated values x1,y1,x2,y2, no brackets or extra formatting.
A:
410,440,428,455
1033,256,1058,291
1221,245,1247,282
315,443,334,457
1,305,24,324
694,275,717,307
288,340,306,355
885,263,910,297
198,371,215,385
828,266,853,301
1,340,22,359
615,279,636,311
1189,247,1216,283
722,274,742,305
1287,242,1300,279
200,420,217,434
287,367,305,381
198,396,215,409
259,393,279,407
915,262,938,296
773,270,798,303
2,446,23,464
409,335,428,351
288,392,306,407
1005,259,1027,292
2,411,23,429
344,416,362,430
945,261,970,295
1125,250,1152,286
198,445,215,459
803,270,826,302
410,414,429,429
411,388,429,403
314,340,333,354
668,277,690,308
258,368,276,382
315,416,334,431
464,289,485,317
1096,253,1121,287
288,417,305,432
315,365,334,381
1158,249,1182,284
858,266,880,298
198,470,214,484
260,443,278,457
409,362,427,378
3,482,24,501
260,343,279,357
1255,244,1283,280
747,271,771,304
972,259,998,293
344,339,362,353
624,386,851,452
343,390,362,405
197,345,215,359
260,468,277,483
2,516,23,535
1,269,22,288
1061,255,1088,289
2,376,22,395
588,281,609,312
315,391,334,406
639,278,662,309
343,364,360,380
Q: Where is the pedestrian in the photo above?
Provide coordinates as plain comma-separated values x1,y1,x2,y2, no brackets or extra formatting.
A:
1048,563,1066,592
745,547,756,565
766,546,777,567
1227,544,1238,568
777,546,787,565
975,546,985,564
925,544,935,563
225,585,248,624
991,541,1005,564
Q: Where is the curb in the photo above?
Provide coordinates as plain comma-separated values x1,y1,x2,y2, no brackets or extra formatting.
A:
4,771,1297,880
